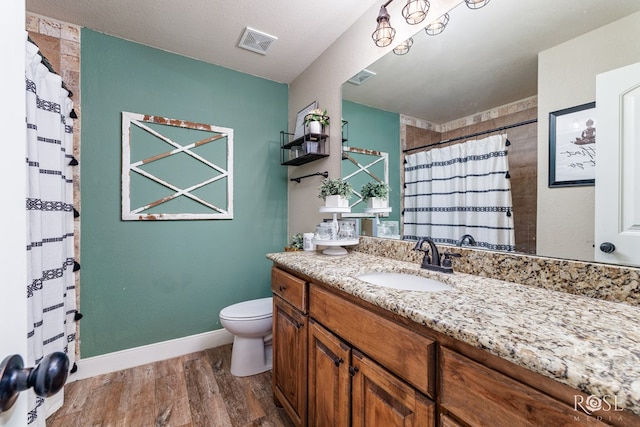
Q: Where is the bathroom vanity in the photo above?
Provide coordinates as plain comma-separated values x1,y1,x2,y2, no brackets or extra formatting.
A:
268,250,640,427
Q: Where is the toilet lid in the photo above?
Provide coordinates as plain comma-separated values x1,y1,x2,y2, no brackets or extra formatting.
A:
219,297,273,320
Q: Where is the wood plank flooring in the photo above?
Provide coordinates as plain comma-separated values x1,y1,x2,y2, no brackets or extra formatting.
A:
46,344,294,427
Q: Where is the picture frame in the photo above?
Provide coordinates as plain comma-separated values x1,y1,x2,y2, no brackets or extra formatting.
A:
293,100,317,138
548,102,596,187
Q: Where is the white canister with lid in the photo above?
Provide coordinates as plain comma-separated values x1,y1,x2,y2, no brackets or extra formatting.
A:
303,233,316,251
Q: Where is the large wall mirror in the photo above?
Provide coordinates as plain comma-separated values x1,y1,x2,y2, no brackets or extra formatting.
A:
341,0,640,265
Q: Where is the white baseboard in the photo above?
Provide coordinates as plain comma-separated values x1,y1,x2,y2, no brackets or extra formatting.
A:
70,328,234,381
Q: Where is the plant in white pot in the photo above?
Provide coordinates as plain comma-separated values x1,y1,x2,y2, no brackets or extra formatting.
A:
361,181,390,209
318,178,352,208
304,108,329,136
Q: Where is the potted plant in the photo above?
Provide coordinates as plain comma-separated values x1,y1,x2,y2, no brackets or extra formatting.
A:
285,233,304,251
361,181,390,209
318,178,352,208
304,108,329,136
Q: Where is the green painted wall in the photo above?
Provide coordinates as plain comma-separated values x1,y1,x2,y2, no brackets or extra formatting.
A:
341,100,400,224
80,30,288,357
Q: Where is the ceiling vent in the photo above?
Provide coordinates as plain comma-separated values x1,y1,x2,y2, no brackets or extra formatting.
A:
347,69,377,85
238,27,277,55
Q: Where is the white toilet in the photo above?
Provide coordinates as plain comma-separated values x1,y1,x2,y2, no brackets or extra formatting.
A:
219,297,273,377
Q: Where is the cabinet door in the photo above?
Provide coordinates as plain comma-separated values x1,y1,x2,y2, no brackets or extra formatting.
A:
308,319,351,427
351,350,436,427
272,296,308,427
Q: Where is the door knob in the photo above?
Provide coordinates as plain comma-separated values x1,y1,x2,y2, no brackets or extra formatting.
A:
0,352,69,412
599,242,616,253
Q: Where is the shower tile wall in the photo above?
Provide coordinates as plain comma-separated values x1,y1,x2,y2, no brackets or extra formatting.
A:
401,97,538,254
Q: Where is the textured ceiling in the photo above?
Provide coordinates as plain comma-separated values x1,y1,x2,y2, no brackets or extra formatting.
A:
342,0,640,123
25,0,640,123
25,0,380,84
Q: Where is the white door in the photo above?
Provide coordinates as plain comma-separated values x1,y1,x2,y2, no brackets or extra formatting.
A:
595,61,640,266
0,1,30,426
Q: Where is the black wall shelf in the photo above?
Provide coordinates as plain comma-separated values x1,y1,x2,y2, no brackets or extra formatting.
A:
280,129,330,166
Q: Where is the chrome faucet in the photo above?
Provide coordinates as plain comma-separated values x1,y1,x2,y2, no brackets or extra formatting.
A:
413,237,461,273
457,234,476,247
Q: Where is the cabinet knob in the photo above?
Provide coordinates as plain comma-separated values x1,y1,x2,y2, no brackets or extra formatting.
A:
599,242,616,253
279,285,287,292
333,357,344,367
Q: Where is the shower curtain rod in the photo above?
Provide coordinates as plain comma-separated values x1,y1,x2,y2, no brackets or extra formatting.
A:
402,118,537,153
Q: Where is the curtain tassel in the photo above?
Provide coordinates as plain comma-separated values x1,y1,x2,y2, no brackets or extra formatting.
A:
74,311,83,321
506,139,511,146
505,171,510,179
69,156,79,166
73,207,80,218
506,208,512,217
70,109,78,119
70,363,78,374
73,261,81,272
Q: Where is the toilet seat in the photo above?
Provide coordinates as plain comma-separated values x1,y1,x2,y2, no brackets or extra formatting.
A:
219,297,272,321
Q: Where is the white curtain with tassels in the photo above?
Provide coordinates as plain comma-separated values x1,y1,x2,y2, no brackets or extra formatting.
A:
404,134,515,251
25,36,77,425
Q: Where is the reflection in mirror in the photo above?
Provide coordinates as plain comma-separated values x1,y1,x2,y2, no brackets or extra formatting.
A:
401,104,538,254
342,0,640,263
342,146,389,214
341,100,401,236
404,133,517,252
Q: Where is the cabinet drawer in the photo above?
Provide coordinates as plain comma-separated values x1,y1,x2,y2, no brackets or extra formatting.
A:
309,284,435,398
440,348,609,427
272,267,307,313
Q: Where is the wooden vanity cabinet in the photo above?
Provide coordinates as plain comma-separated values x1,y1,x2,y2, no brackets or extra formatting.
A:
271,267,308,427
309,318,436,427
309,282,436,398
308,282,436,426
439,348,610,427
272,265,634,427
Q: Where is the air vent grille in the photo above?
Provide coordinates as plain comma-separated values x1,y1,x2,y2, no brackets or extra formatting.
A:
238,27,277,55
347,69,377,85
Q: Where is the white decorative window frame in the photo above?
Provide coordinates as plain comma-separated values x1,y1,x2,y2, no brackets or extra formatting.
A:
121,112,234,220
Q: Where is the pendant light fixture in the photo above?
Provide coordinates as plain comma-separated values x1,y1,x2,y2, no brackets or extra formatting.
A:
393,38,414,55
425,13,450,36
401,0,430,25
372,4,396,47
373,0,488,48
465,0,490,9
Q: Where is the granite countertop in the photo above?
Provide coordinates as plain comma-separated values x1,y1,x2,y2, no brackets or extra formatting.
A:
267,250,640,416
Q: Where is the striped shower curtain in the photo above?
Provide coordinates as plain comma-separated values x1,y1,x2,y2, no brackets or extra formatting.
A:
25,36,77,425
404,134,515,251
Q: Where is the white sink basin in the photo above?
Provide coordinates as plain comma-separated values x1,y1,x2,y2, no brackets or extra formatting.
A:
356,272,453,292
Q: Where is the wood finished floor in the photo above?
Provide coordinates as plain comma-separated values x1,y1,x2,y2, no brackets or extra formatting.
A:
46,344,294,427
